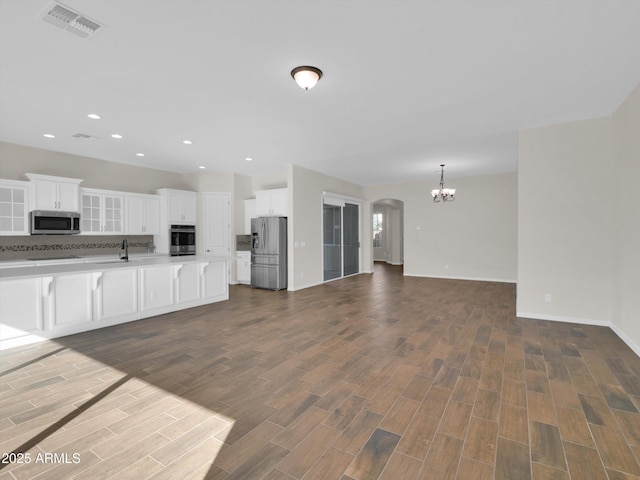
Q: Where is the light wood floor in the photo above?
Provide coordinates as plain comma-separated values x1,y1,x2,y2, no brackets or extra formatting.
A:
1,263,639,480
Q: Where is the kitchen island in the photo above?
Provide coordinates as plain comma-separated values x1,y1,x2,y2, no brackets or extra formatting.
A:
0,255,229,350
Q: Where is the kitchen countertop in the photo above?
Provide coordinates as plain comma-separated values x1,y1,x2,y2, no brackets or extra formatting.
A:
0,254,230,280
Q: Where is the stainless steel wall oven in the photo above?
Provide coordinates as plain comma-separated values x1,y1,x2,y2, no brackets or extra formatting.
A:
170,224,196,256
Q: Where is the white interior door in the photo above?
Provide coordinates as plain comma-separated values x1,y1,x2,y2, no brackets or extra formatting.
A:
203,192,231,256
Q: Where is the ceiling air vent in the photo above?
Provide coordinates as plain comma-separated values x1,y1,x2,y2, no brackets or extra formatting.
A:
71,133,98,141
39,1,105,38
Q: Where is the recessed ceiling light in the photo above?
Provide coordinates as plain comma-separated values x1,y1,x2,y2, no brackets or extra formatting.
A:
198,165,206,169
87,113,101,120
136,153,145,157
183,140,193,145
43,133,55,138
245,157,253,162
111,134,123,139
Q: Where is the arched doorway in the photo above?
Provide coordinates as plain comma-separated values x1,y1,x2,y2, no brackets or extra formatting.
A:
371,198,404,266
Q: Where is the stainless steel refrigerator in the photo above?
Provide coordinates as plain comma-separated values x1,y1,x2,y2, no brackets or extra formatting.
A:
251,217,287,290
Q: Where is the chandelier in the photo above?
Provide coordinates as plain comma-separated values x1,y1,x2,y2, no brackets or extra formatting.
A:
431,164,456,203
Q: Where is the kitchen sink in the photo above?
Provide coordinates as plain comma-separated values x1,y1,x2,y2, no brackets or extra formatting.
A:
94,257,155,265
95,259,141,264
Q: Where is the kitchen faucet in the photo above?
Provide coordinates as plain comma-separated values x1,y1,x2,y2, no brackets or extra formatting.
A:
120,239,129,262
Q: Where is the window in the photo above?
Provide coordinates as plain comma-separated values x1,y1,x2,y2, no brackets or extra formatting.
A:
372,212,383,248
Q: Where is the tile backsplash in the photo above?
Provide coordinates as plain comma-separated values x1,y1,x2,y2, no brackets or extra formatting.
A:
0,235,154,261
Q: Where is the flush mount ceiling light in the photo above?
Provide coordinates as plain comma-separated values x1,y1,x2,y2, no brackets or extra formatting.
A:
183,140,193,145
111,134,122,139
291,66,323,90
87,113,101,119
431,164,456,203
43,133,55,138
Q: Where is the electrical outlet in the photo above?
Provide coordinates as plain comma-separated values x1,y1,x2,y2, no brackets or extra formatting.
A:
444,264,449,270
545,293,552,303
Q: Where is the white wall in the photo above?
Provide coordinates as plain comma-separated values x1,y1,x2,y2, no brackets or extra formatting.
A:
0,141,192,193
612,84,640,351
288,164,365,291
252,171,287,192
366,172,518,282
518,82,640,354
518,117,614,323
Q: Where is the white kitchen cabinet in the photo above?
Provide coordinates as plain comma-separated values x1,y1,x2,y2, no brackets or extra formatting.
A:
126,194,160,235
202,260,227,299
49,273,94,334
175,262,201,304
95,268,138,323
236,252,250,285
0,277,44,343
255,188,287,217
139,264,175,315
0,179,29,235
244,198,256,234
158,189,197,224
80,188,124,235
25,173,82,212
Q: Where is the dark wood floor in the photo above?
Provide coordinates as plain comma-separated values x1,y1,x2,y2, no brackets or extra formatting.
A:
1,263,639,479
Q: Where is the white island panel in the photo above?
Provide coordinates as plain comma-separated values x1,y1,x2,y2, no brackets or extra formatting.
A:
140,264,175,316
176,262,201,305
203,260,227,300
0,277,44,345
51,273,94,330
97,268,138,323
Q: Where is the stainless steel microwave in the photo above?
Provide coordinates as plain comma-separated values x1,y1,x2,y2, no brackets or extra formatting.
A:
31,210,81,235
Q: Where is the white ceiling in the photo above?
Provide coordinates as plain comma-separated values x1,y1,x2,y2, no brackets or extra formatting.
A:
1,0,639,185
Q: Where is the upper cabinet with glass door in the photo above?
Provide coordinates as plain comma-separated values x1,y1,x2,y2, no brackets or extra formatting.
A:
80,188,124,235
0,179,30,236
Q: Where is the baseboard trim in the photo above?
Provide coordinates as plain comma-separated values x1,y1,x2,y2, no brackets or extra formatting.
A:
516,311,611,327
404,273,517,284
609,323,640,357
288,280,324,292
517,311,640,357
